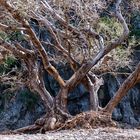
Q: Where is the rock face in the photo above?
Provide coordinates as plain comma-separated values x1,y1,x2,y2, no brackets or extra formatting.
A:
99,74,140,127
0,89,45,131
0,61,140,131
0,6,140,131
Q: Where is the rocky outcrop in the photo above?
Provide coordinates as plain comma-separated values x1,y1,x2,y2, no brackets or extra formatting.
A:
0,3,139,131
99,73,140,127
0,61,140,131
0,89,45,131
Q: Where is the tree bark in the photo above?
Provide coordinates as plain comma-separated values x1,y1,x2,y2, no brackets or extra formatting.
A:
59,88,69,112
88,76,103,111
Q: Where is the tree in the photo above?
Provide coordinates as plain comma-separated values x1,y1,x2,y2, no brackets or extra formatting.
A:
0,0,140,133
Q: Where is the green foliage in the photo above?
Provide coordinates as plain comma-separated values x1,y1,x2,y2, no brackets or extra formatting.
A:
107,45,132,70
130,29,140,39
5,56,16,67
0,56,18,75
98,16,123,41
115,46,131,60
0,31,7,40
0,30,25,42
130,11,140,39
96,16,133,69
8,31,25,41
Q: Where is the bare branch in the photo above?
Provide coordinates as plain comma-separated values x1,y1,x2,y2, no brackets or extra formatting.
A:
0,23,26,31
66,0,129,91
0,0,65,87
14,42,34,55
0,39,25,57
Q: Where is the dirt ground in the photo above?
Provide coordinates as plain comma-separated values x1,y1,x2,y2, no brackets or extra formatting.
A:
0,127,140,140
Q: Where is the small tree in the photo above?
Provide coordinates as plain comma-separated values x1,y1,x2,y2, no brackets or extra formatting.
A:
0,0,140,133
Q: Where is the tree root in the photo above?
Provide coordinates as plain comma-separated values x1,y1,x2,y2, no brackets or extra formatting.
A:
0,125,41,135
56,111,116,130
13,124,41,134
0,111,116,134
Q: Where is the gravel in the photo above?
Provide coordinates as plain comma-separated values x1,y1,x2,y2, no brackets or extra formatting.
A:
0,127,140,140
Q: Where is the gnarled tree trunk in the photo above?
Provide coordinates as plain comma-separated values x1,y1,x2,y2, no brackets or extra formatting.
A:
1,0,138,134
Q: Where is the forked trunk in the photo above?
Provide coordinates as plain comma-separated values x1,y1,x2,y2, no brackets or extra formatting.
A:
59,88,69,112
